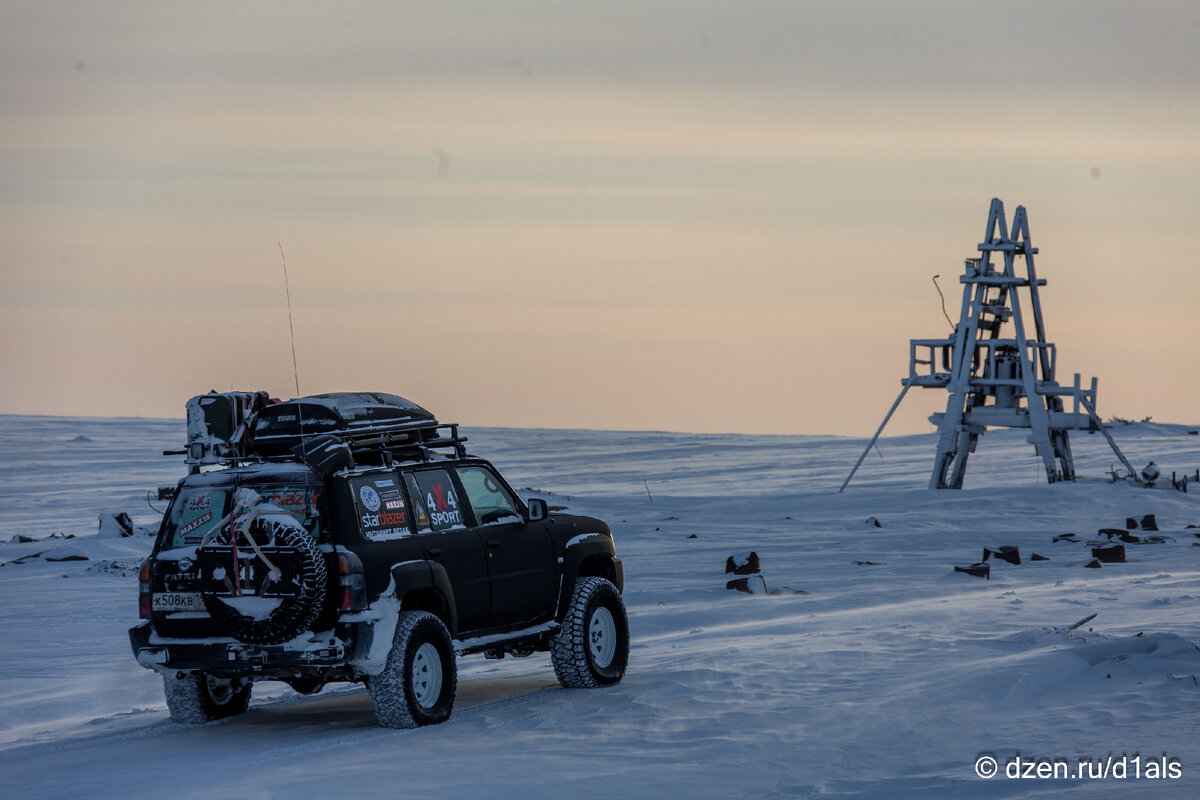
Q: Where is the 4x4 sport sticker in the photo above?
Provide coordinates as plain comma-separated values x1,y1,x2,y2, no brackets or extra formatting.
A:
404,470,467,531
424,482,461,529
184,495,211,513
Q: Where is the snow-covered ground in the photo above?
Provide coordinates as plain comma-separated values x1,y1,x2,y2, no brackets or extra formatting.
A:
2,415,1199,799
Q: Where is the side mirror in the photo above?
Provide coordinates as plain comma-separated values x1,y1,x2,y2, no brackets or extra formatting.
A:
527,498,548,521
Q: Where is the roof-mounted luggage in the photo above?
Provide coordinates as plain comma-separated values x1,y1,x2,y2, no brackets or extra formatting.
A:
249,393,437,456
184,391,270,466
180,391,466,470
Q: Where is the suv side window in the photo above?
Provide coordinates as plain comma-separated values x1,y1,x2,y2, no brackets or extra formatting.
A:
405,469,465,532
456,465,521,525
349,472,411,541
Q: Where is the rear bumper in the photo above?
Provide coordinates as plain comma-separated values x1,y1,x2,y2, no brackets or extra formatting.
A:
128,619,372,675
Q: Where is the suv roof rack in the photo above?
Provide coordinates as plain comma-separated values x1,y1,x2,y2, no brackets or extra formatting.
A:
290,423,469,478
175,391,468,472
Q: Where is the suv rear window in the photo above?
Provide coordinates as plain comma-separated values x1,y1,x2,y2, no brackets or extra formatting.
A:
167,487,230,547
163,482,324,549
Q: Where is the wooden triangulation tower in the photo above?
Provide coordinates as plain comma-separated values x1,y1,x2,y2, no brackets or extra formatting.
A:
841,198,1138,491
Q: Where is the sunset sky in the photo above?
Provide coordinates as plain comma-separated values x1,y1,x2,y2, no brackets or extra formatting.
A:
2,1,1197,436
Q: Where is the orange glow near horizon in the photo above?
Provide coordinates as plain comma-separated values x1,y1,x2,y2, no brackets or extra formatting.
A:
2,2,1197,435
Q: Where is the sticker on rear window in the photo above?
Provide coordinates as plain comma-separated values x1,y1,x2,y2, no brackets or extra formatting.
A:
359,485,381,512
351,475,410,540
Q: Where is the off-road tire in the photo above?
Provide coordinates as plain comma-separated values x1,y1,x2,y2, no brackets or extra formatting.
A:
163,671,251,723
368,611,457,728
552,577,629,688
202,515,327,645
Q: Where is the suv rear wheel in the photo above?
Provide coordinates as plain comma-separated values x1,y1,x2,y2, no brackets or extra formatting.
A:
163,672,252,723
368,611,457,728
552,577,629,688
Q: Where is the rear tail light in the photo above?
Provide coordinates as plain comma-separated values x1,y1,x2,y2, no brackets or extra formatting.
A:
138,560,151,619
336,551,366,612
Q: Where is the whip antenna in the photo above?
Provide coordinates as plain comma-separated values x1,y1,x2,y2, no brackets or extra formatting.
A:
278,242,301,398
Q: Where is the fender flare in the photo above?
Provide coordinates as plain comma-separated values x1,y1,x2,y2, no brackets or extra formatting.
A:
556,534,618,619
389,559,459,637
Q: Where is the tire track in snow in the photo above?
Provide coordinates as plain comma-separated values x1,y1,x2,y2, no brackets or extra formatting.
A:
9,681,559,800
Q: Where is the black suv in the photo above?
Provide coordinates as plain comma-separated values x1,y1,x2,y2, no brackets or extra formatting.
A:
129,392,627,728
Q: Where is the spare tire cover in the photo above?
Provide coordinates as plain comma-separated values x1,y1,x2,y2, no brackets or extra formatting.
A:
202,514,328,645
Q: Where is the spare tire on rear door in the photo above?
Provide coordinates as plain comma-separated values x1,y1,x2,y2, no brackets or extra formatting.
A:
199,513,328,645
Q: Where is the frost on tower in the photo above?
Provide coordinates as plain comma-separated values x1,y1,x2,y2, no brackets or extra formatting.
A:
842,198,1137,491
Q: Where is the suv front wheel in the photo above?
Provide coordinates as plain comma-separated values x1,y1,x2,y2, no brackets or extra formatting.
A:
552,577,630,688
368,611,457,728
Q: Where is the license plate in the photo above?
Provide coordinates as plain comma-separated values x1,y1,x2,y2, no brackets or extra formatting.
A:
152,592,205,612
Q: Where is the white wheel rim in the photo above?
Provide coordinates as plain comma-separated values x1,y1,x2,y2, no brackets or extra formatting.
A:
588,606,617,668
206,675,235,705
411,643,443,709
